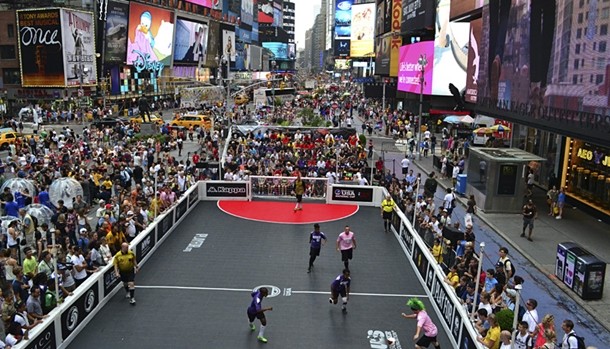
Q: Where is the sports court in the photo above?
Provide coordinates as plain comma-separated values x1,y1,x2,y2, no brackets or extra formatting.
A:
68,200,452,348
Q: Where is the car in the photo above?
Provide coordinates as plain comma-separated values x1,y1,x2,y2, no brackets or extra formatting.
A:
234,94,250,105
171,114,213,130
0,130,39,150
90,117,128,129
129,114,165,126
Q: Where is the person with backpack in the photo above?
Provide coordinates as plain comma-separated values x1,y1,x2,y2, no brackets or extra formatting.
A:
497,247,516,280
560,319,586,349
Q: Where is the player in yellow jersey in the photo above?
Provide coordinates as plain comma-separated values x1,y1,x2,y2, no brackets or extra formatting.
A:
114,242,140,305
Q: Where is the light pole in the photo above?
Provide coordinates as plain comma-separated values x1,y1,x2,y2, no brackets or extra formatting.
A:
510,284,523,345
417,54,428,161
382,78,387,112
271,60,277,115
471,241,485,321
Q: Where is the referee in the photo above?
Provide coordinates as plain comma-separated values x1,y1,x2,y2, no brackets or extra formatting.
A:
114,242,140,305
381,194,395,233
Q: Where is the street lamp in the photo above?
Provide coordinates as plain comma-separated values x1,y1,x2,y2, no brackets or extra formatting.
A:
271,60,277,115
417,53,428,161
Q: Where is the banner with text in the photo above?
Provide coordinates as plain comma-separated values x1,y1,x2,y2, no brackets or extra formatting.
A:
104,1,129,63
61,9,97,87
397,41,433,94
389,0,403,77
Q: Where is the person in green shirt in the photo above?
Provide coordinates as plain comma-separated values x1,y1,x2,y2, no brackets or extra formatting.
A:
43,279,59,314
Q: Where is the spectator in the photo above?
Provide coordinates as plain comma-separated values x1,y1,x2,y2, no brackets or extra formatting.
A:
25,287,46,321
522,298,539,336
560,319,579,349
513,321,533,349
533,314,555,348
478,313,500,349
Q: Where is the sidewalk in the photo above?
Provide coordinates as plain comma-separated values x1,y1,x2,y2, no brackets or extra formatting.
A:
407,150,610,331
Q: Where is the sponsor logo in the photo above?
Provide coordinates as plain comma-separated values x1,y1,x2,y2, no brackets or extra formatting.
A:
65,306,79,331
24,324,55,349
391,0,402,49
253,285,281,298
140,234,152,257
334,189,356,199
367,330,403,348
84,289,95,313
207,186,246,194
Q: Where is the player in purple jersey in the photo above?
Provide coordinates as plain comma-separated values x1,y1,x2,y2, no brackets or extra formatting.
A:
308,223,327,273
247,287,273,343
329,269,351,313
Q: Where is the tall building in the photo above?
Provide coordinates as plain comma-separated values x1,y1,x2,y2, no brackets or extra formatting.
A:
304,28,314,73
312,12,326,72
283,0,295,43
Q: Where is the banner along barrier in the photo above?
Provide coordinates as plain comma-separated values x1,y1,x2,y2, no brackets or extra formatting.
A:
199,180,250,201
20,183,200,349
326,184,385,207
387,189,483,349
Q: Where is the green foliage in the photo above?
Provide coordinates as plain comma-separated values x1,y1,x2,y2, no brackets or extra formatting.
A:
129,133,169,144
274,97,282,106
299,108,326,127
495,309,514,331
358,134,366,147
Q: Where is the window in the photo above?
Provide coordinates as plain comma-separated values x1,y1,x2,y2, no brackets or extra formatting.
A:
590,74,594,83
597,57,606,69
0,45,15,59
577,28,582,38
596,74,604,84
2,68,20,84
580,0,585,7
7,24,14,38
574,59,580,69
601,24,608,35
600,41,607,52
578,13,584,23
576,44,581,54
573,75,578,84
602,8,610,19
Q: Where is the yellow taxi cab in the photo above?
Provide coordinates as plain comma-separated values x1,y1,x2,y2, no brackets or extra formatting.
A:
234,94,250,105
0,129,39,150
129,114,165,126
171,113,213,130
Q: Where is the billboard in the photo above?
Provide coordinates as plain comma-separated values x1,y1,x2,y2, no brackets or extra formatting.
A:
222,29,236,62
389,0,402,77
335,0,353,39
375,36,391,75
250,45,262,70
205,20,220,67
258,0,273,24
272,0,283,27
185,0,213,7
397,41,433,94
335,59,352,70
465,18,482,103
375,0,385,37
62,9,97,87
335,39,350,57
104,1,128,64
241,0,255,26
431,0,469,95
383,0,392,33
350,3,375,57
126,2,175,68
401,0,435,33
17,9,66,87
450,0,487,20
174,18,209,65
262,42,288,60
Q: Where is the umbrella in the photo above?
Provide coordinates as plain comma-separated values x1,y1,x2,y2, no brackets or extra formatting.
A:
489,124,510,132
0,178,37,196
49,177,84,210
0,216,19,229
473,127,493,136
25,204,54,226
443,115,475,125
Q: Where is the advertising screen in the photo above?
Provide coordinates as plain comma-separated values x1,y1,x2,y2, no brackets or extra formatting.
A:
104,1,129,63
401,0,435,33
383,0,392,34
335,59,352,70
334,39,350,57
222,29,236,62
185,0,213,7
272,0,283,27
335,0,353,39
17,9,65,87
288,43,296,60
174,18,209,64
258,0,273,24
375,36,391,75
241,0,254,26
61,9,97,87
126,2,175,67
263,42,288,60
375,0,385,37
397,41,433,94
250,45,262,70
465,18,482,103
350,3,375,57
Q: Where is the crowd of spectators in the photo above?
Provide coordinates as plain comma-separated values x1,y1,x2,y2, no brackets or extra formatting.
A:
0,113,214,346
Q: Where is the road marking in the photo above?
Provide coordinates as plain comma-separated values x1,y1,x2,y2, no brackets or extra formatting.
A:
136,285,427,298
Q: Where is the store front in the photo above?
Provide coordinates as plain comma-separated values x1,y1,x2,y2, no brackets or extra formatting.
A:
512,125,563,189
561,138,610,217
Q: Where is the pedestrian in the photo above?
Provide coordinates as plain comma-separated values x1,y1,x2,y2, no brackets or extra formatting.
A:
546,185,558,216
521,199,537,241
177,137,183,157
498,330,512,349
401,298,441,349
292,172,305,212
113,242,140,305
533,314,555,348
308,223,327,273
443,188,456,216
560,319,581,349
401,155,410,179
381,194,395,233
556,187,566,220
329,268,351,313
423,172,437,199
247,287,273,343
336,225,357,270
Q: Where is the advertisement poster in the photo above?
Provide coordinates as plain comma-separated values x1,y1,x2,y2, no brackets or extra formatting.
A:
335,0,353,39
401,0,435,32
205,20,220,67
235,41,246,70
185,0,213,7
272,0,283,27
241,0,254,26
375,0,385,37
17,9,65,87
389,0,402,77
335,59,352,70
431,0,469,96
206,182,248,197
383,0,392,34
222,29,236,62
258,0,273,24
334,39,350,57
126,2,175,68
375,36,391,75
262,42,288,60
61,9,97,87
350,3,375,57
174,18,209,65
104,2,128,64
397,41,433,94
465,18,482,103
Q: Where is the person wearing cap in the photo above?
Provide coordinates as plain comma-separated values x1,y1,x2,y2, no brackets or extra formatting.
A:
77,228,90,255
401,298,441,349
114,242,139,305
380,194,395,233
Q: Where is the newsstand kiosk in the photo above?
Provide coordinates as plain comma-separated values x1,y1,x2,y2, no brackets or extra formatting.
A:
556,242,606,300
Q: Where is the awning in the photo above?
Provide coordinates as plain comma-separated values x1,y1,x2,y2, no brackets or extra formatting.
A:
429,109,470,116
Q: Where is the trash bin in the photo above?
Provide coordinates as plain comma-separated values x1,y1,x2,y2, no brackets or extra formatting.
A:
556,242,606,300
456,174,467,195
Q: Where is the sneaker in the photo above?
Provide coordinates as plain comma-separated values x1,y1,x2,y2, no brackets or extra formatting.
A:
125,293,131,299
329,298,333,304
307,268,311,273
130,298,136,305
257,336,268,343
249,323,256,331
342,306,347,313
556,216,562,220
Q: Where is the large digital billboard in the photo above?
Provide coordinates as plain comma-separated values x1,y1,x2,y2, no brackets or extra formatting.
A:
375,0,385,37
397,41,433,94
17,9,66,87
262,42,288,60
465,18,482,103
222,29,236,62
258,0,273,24
126,2,175,68
272,0,283,27
375,36,391,75
335,39,350,57
174,18,209,65
205,20,220,67
61,9,97,87
335,0,353,39
401,0,435,33
350,3,375,57
241,0,255,26
104,1,129,63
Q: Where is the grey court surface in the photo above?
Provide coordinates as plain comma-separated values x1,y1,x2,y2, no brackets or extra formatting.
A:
68,201,452,348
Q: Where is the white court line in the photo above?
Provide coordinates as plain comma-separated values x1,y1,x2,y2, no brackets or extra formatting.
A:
136,285,428,298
